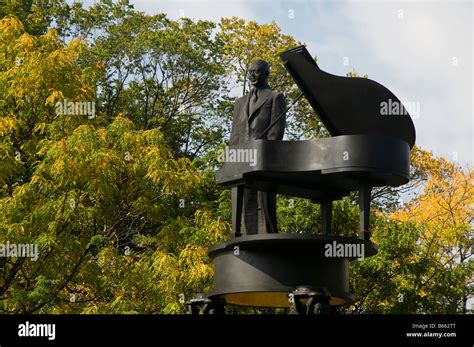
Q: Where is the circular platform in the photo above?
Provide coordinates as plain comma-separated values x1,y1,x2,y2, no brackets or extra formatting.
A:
208,233,377,308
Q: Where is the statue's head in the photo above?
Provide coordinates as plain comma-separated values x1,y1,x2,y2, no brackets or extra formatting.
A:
249,60,270,88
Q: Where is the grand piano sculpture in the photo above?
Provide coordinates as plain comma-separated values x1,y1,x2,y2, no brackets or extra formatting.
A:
187,46,416,314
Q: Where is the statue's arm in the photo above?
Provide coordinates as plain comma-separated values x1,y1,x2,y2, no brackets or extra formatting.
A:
267,93,286,140
229,100,240,145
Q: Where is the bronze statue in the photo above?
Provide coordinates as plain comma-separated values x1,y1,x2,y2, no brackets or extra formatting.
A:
190,46,416,313
229,60,287,234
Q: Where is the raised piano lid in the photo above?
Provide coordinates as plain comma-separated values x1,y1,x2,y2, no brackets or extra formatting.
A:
280,46,416,149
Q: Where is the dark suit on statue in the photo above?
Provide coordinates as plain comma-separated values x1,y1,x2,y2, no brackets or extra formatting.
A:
230,87,286,234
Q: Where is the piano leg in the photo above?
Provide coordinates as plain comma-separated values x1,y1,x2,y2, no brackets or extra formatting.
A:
231,185,244,237
321,201,332,235
359,186,371,240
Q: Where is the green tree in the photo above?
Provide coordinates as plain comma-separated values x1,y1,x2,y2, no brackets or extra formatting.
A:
0,0,69,36
0,15,215,313
63,2,229,159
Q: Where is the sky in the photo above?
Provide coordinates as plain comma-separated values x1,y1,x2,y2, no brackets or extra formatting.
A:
76,0,473,166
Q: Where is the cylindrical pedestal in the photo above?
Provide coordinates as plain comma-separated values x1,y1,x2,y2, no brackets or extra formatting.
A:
208,234,377,308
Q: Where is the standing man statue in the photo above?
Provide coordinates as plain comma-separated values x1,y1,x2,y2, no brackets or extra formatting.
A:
229,60,287,235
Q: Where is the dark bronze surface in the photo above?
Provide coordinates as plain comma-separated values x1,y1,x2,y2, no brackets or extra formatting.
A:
280,45,416,149
208,234,377,307
202,46,416,312
229,60,287,235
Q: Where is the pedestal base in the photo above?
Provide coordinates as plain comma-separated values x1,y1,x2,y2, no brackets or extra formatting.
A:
208,234,377,308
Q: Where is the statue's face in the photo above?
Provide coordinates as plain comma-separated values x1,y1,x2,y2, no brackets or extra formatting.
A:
249,62,269,88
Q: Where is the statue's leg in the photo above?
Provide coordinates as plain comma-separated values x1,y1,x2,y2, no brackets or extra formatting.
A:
243,188,258,234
